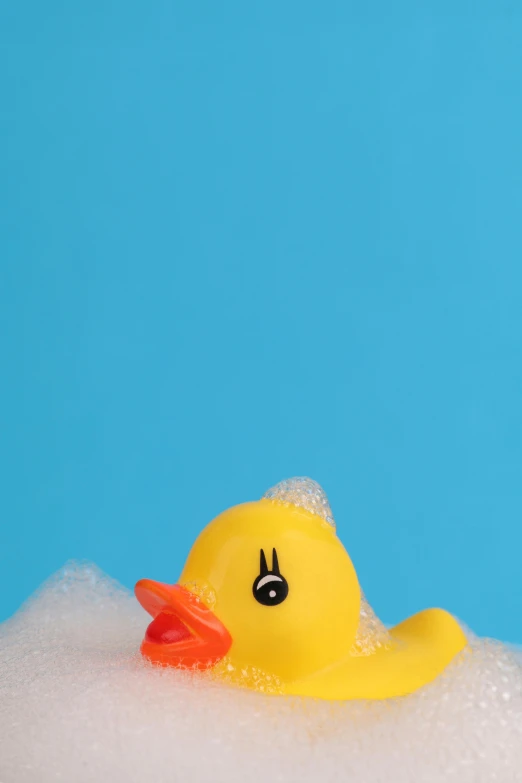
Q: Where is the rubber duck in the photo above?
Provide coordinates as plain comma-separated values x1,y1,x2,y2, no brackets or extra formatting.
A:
135,478,467,700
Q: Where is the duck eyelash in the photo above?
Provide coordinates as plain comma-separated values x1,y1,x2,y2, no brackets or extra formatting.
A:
259,548,281,577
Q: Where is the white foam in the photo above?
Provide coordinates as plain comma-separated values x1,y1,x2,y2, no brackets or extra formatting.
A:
1,562,521,783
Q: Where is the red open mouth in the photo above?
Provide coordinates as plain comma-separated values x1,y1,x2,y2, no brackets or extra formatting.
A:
135,579,232,670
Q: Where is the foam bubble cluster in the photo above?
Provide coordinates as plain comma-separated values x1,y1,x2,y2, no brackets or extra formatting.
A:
1,562,521,783
262,477,335,527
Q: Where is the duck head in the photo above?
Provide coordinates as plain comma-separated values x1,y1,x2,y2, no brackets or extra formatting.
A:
135,478,360,684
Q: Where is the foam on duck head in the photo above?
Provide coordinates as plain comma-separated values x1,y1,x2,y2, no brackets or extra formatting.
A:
262,477,336,528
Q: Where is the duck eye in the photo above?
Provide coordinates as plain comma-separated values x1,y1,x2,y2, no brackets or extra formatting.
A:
252,548,289,606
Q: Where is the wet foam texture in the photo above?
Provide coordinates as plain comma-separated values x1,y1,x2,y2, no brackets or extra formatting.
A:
1,563,521,783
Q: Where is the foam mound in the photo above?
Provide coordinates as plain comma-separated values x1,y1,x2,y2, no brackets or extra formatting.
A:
1,563,521,783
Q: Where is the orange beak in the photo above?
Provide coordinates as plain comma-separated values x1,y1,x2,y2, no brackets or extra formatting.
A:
135,579,232,670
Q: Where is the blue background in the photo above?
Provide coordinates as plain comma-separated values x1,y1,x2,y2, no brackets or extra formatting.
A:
1,2,521,643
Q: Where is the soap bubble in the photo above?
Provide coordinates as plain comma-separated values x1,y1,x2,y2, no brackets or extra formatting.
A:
1,561,521,783
262,476,336,528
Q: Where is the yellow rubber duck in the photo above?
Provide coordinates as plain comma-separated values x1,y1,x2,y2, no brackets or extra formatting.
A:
135,478,467,700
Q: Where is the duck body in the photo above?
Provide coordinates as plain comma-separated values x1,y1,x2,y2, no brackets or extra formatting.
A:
135,479,467,701
283,607,466,700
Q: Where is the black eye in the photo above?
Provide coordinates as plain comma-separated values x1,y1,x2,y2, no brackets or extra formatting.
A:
252,548,289,606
